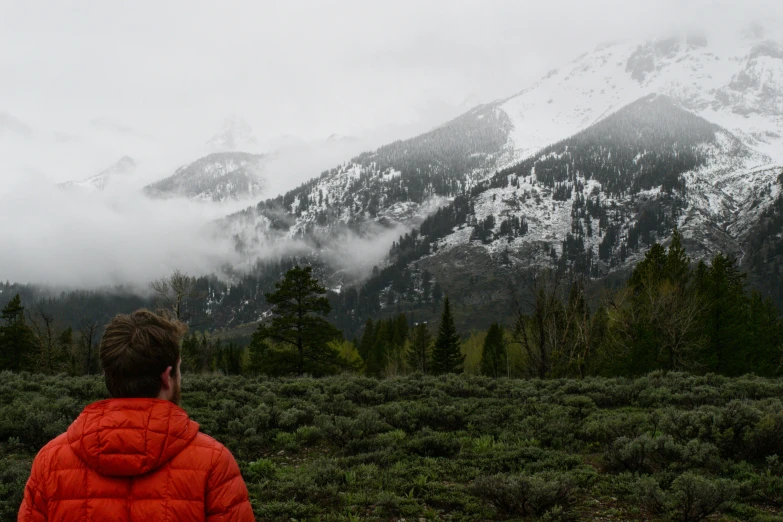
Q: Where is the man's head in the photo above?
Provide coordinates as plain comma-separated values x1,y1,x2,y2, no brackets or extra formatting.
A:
99,310,187,404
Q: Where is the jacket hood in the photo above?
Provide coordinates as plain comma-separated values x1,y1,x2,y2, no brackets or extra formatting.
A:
67,398,200,477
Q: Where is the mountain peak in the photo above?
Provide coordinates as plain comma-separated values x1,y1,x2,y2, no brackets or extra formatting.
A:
144,151,265,202
496,33,783,163
206,116,260,152
60,156,138,191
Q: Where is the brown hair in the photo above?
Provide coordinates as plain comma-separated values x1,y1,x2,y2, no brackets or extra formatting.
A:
99,309,187,398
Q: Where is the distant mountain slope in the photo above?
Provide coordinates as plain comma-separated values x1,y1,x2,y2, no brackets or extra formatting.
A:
220,104,513,266
60,156,137,191
49,29,774,335
743,169,783,302
144,152,265,202
221,31,783,265
327,94,779,332
208,31,783,334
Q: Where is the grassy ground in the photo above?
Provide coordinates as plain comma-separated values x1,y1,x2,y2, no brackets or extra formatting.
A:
1,371,782,521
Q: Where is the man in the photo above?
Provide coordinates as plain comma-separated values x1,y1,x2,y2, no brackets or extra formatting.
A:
18,310,255,522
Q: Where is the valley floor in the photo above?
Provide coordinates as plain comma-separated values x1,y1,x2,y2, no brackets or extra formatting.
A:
1,372,782,521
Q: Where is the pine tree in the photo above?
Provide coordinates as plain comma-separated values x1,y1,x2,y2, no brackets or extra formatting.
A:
251,266,344,376
664,228,690,286
408,323,433,373
0,294,37,372
393,314,409,348
248,338,270,375
746,290,783,376
358,318,376,362
367,319,391,377
432,297,464,374
181,332,201,373
698,253,747,374
481,323,507,378
628,243,668,291
219,342,243,375
616,239,704,374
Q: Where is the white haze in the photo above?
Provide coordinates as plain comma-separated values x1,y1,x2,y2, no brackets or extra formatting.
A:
0,0,779,288
0,171,244,288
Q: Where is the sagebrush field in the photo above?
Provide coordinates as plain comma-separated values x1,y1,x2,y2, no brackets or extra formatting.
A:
2,372,782,521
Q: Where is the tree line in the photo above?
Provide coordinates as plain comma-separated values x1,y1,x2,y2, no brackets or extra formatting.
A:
2,231,781,378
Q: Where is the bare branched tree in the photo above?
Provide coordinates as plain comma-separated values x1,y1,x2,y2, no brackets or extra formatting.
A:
79,319,100,375
606,271,705,372
510,268,565,379
509,267,602,379
28,307,68,375
150,269,204,323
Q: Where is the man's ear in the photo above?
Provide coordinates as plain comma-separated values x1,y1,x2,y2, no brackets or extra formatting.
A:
160,365,173,391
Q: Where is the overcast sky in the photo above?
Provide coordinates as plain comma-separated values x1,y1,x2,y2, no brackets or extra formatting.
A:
2,0,779,166
0,0,779,287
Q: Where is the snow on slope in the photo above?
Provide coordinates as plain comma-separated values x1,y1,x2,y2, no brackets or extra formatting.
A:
430,93,778,276
59,156,137,191
216,28,783,292
498,32,783,162
144,152,265,202
218,103,513,272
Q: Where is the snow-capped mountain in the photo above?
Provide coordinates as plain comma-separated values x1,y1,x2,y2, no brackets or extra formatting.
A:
324,90,781,330
325,133,360,144
144,152,265,202
206,116,260,152
208,27,783,331
418,95,775,287
59,156,138,191
497,33,783,162
220,103,512,267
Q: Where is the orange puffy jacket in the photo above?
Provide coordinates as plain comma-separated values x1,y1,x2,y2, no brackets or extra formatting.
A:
18,398,255,521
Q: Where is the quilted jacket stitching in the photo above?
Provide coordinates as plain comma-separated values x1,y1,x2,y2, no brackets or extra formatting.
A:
143,401,153,470
95,402,105,474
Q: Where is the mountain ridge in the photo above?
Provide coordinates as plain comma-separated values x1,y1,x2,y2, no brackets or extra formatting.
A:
144,151,266,202
59,156,138,191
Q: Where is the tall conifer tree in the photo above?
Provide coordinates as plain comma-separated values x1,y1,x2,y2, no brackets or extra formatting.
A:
481,322,507,378
408,323,433,374
0,295,37,372
251,266,344,376
432,297,464,374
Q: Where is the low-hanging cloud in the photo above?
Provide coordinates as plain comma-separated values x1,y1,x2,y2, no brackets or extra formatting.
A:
0,136,424,290
0,169,244,289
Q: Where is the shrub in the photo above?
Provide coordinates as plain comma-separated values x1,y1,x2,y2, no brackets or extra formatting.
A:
294,425,322,445
407,431,461,458
273,431,299,452
472,472,578,517
748,473,783,507
605,434,682,472
245,458,278,481
669,472,737,522
0,455,29,521
4,372,783,520
278,406,313,430
633,473,737,521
